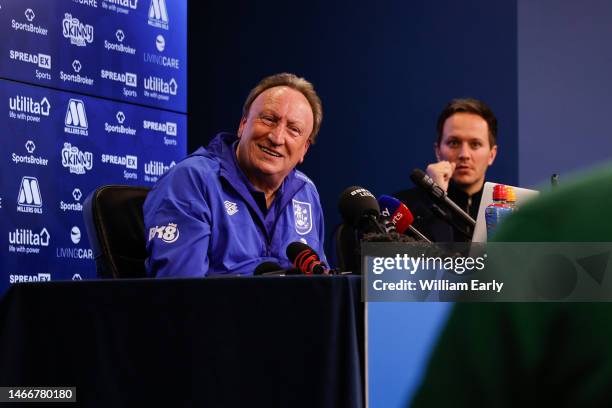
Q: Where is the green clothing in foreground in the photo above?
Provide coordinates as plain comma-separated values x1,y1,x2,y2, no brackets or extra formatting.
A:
411,165,612,407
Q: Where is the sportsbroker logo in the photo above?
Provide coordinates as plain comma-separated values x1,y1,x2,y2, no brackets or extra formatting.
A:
11,8,49,36
64,99,89,135
17,176,43,214
148,0,169,30
62,13,94,47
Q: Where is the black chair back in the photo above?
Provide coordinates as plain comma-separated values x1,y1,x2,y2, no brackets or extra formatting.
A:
83,185,150,278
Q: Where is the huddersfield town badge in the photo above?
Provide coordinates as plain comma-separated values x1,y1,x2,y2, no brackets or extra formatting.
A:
292,199,312,235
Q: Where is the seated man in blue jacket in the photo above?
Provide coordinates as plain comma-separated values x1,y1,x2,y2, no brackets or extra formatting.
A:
144,73,326,277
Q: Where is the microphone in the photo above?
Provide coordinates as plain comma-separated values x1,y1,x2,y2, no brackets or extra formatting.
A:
338,186,386,234
378,195,432,243
410,168,476,227
286,242,328,275
253,261,284,276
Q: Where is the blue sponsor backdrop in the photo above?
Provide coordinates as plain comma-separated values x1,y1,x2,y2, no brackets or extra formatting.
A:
1,0,186,112
0,0,187,297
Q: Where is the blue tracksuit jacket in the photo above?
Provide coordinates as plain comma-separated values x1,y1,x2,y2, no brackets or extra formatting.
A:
143,133,327,277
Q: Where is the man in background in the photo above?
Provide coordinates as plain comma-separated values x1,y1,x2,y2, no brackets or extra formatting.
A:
395,98,498,241
144,73,327,277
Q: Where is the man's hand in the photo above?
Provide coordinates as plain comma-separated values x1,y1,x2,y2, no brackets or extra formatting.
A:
425,161,456,192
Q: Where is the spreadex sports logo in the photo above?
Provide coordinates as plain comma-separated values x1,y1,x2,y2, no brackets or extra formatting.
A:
61,143,93,175
17,176,43,214
103,0,138,14
143,120,177,136
62,13,94,47
148,0,169,30
11,8,49,36
149,223,179,243
105,111,136,135
64,99,89,135
104,29,136,55
12,140,49,166
60,59,94,86
60,188,84,213
9,94,51,122
101,153,138,180
8,227,50,255
10,273,51,283
101,153,138,169
56,226,93,260
100,69,138,97
9,49,51,70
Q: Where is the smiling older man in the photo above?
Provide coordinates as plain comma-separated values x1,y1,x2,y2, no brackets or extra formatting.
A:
144,73,326,277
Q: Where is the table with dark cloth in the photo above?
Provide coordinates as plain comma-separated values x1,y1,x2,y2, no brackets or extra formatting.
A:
0,275,363,408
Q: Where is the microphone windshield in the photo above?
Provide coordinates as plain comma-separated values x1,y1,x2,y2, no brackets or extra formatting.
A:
286,242,326,275
378,195,414,233
254,261,283,276
338,186,380,226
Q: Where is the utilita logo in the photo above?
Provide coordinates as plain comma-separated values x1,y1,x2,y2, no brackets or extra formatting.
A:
61,143,93,175
144,160,175,182
11,8,49,36
17,176,43,214
62,13,94,47
103,0,138,14
148,0,169,30
144,76,177,95
8,227,51,255
105,111,136,135
64,98,89,135
9,95,50,123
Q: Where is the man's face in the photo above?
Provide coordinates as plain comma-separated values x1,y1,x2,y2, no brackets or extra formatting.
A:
436,112,497,192
237,86,313,187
